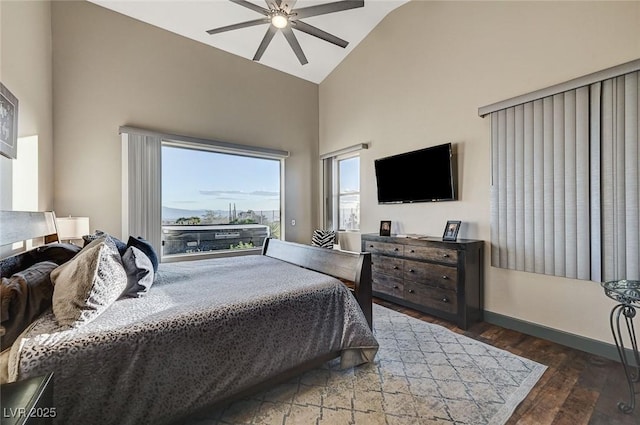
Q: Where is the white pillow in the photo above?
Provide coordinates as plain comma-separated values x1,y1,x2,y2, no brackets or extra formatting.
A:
51,235,127,326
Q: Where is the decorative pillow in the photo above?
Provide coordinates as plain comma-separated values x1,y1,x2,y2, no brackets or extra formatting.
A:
51,235,127,327
120,246,154,298
0,252,33,279
0,261,58,351
32,243,82,265
126,236,158,273
0,242,81,278
311,229,336,249
83,231,127,256
82,232,101,246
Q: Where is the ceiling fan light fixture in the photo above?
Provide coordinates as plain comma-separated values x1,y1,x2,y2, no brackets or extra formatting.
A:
271,12,288,29
206,0,366,65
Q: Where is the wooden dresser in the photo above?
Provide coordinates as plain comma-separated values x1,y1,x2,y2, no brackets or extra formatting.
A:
361,234,484,329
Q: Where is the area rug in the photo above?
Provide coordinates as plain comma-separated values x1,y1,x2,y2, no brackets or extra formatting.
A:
188,304,547,425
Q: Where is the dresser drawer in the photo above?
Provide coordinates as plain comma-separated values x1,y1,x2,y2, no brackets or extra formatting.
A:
403,259,458,290
372,274,404,298
404,245,458,264
363,241,403,256
404,282,457,314
371,255,403,278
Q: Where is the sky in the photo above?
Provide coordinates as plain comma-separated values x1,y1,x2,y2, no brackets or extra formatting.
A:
162,145,361,214
162,145,281,213
340,156,359,194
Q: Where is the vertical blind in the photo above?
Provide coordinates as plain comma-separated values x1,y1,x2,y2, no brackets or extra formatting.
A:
122,132,163,258
599,73,640,281
485,67,639,282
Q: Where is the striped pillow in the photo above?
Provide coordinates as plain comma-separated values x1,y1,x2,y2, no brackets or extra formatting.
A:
312,230,335,249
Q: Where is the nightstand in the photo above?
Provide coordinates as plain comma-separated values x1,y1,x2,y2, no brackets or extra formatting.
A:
1,373,54,425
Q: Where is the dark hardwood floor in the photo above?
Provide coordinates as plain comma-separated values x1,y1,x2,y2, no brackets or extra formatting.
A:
373,298,639,425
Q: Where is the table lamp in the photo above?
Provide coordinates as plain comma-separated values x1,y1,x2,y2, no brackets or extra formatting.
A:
56,216,90,244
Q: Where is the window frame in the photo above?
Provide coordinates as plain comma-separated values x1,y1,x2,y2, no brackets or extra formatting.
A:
324,151,361,232
160,140,285,261
121,126,289,264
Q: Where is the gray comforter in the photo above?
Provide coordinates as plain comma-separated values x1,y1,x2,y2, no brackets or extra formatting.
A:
8,255,378,425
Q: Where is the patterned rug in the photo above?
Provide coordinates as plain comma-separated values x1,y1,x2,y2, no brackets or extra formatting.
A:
188,304,547,425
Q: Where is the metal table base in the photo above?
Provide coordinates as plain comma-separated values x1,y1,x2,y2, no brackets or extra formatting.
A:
603,279,640,414
609,303,640,413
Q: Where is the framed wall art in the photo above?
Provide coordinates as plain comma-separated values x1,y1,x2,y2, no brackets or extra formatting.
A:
0,82,18,159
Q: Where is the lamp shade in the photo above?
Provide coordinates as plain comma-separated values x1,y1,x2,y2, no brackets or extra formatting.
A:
56,217,90,240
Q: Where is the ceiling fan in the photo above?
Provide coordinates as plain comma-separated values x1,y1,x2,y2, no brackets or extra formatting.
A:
206,0,365,65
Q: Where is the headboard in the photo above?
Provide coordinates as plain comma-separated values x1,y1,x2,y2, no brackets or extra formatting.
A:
0,211,60,258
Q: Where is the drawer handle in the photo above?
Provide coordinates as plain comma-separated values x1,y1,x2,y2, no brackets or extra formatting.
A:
369,244,374,248
441,275,449,280
394,247,399,251
410,249,415,253
443,253,450,258
393,285,399,289
393,266,399,270
408,289,415,294
441,296,450,303
409,269,415,273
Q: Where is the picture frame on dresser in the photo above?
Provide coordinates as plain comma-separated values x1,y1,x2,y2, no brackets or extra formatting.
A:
442,220,461,241
0,82,19,160
379,220,391,236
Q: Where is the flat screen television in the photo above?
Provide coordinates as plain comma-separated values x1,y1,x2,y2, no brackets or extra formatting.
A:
374,143,456,203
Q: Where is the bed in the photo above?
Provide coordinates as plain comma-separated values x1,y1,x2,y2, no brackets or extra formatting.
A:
0,211,378,425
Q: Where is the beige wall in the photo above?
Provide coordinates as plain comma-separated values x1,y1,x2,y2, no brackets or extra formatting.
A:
0,0,53,211
5,0,638,345
319,1,640,343
51,0,318,242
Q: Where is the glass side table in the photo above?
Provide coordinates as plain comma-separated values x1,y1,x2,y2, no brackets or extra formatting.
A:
602,279,640,414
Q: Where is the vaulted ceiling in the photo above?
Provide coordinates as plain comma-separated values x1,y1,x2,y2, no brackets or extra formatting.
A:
89,0,409,83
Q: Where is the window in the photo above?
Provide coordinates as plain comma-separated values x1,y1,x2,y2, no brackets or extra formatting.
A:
323,146,365,232
12,136,38,211
120,126,289,263
337,155,360,231
161,144,282,257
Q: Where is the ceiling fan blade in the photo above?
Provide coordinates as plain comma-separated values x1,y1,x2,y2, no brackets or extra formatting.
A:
291,20,348,48
282,26,308,65
253,25,278,61
265,0,281,8
280,0,297,13
206,17,270,35
292,0,364,20
229,0,269,16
